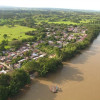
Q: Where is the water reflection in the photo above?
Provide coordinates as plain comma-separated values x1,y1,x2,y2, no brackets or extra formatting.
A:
42,65,84,84
11,80,56,100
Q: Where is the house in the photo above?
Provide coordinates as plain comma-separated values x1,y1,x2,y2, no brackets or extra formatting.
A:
48,41,54,45
18,59,26,63
68,27,74,32
73,27,78,33
46,32,50,35
17,59,26,68
60,37,64,41
14,64,19,68
34,43,39,47
55,36,59,39
0,57,6,62
33,57,39,60
53,32,56,34
26,44,30,47
0,70,7,74
81,30,86,34
0,65,4,69
64,34,68,38
68,35,76,40
63,42,68,46
57,41,62,44
47,34,51,37
5,60,11,65
32,53,38,57
39,54,45,58
11,53,16,57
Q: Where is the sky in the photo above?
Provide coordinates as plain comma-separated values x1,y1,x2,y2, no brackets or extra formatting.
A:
0,0,100,10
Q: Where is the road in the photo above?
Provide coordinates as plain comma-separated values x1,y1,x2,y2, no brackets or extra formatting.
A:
0,62,11,69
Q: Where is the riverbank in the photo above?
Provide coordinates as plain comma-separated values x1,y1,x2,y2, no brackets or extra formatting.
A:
10,25,100,100
22,25,100,77
12,33,100,100
0,24,100,100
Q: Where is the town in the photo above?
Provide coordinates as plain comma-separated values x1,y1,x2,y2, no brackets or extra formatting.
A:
0,25,87,74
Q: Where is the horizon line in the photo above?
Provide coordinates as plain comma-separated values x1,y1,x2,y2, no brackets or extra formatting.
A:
0,5,100,11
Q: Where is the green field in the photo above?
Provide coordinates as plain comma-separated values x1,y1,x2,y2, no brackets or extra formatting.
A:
0,25,35,43
48,21,78,25
80,19,91,23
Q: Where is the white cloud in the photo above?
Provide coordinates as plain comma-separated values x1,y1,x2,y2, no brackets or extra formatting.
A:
0,0,100,10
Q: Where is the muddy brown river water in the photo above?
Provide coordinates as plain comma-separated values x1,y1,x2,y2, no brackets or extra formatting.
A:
13,35,100,100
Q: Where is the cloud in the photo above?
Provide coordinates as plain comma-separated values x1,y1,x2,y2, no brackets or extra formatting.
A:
0,0,100,10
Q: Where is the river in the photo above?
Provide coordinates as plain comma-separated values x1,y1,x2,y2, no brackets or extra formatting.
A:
12,35,100,100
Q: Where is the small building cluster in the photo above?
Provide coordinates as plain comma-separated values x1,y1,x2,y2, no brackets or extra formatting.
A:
45,26,87,48
0,25,87,74
0,41,47,74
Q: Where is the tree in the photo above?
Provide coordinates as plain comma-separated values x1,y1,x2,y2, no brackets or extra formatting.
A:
0,44,5,51
9,40,22,50
23,50,32,57
9,69,30,96
0,74,10,86
0,86,9,100
3,34,7,39
1,40,8,45
22,60,40,73
0,74,10,100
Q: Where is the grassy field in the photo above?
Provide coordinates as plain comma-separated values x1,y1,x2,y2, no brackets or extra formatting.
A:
80,19,91,23
0,25,35,43
48,21,79,25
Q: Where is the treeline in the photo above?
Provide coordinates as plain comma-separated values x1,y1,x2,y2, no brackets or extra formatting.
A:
0,40,8,56
0,57,62,100
1,9,99,27
0,69,30,100
58,25,100,61
25,31,35,36
22,57,63,76
20,25,100,77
